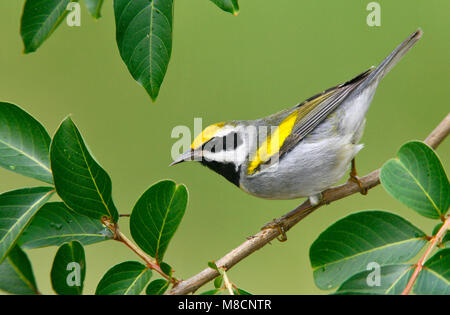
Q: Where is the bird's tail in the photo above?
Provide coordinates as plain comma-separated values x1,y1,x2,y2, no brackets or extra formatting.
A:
358,29,422,90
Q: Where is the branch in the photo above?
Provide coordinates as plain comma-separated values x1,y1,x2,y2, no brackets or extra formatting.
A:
102,219,176,284
167,113,450,295
401,215,450,295
114,229,176,284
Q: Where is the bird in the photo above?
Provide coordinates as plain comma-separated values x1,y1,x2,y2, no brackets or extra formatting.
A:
171,29,422,211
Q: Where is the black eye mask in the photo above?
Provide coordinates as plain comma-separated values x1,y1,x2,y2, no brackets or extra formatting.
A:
203,132,243,153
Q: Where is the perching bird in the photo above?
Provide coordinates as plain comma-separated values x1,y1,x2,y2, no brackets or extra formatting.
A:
171,30,422,208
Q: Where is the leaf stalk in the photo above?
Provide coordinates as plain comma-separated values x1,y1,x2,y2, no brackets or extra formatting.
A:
401,215,449,295
102,218,177,285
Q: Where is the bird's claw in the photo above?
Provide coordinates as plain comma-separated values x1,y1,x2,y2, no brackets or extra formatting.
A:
349,158,368,195
262,219,288,242
348,175,368,195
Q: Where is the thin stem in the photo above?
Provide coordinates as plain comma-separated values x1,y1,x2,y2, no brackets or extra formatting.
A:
167,114,450,295
221,269,234,295
115,230,172,281
401,216,450,295
102,218,176,284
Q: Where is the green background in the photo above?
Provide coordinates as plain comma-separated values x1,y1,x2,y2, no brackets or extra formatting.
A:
0,0,448,294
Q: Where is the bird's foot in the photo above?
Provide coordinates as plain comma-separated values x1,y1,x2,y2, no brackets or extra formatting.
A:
348,174,368,195
261,218,288,242
348,158,368,195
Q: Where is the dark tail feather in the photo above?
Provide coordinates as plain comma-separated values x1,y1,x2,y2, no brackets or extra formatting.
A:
359,29,422,88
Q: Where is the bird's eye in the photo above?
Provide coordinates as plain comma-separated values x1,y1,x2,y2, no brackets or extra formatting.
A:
224,132,242,151
203,138,221,153
202,132,242,153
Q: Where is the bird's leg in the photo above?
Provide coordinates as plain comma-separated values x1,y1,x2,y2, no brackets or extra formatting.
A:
348,158,368,195
259,194,323,242
261,218,288,242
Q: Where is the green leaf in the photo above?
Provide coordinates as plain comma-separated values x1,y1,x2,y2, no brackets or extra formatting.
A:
96,261,152,295
0,102,53,184
20,0,73,53
84,0,103,19
0,246,38,294
209,0,239,15
233,287,252,295
309,211,427,290
380,141,450,219
208,261,219,271
160,262,172,276
114,0,174,101
200,289,221,295
50,117,118,223
18,202,113,249
414,249,450,295
0,187,54,263
336,264,413,295
51,241,86,295
214,275,223,288
145,279,169,295
130,180,188,262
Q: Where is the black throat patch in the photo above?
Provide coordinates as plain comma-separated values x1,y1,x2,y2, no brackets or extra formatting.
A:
200,159,240,187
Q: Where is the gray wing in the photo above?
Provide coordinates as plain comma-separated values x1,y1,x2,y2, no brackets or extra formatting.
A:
278,68,373,157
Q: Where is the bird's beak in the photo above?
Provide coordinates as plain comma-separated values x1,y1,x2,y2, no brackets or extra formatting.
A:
169,149,202,166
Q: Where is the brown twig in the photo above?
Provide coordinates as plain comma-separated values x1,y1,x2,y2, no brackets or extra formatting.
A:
401,215,450,295
102,218,177,284
167,113,450,295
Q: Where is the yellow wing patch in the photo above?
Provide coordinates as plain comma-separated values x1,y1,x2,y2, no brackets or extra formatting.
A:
191,122,225,149
247,111,298,175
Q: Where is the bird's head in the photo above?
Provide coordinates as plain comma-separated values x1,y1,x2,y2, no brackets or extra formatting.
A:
170,121,251,186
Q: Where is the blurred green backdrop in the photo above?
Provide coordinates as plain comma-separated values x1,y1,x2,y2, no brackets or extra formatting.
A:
0,0,448,294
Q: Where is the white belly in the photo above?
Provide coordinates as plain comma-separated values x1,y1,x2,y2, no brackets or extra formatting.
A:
240,135,363,199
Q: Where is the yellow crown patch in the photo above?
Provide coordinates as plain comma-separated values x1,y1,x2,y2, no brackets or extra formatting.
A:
191,122,225,149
